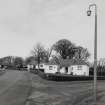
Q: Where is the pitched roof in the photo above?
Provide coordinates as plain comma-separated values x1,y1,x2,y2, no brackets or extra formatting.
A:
46,59,58,65
60,59,89,67
28,60,37,65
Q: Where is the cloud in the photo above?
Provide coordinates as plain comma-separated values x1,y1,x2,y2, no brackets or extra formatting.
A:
0,0,31,35
0,0,105,60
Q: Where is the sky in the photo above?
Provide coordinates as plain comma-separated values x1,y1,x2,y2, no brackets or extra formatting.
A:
0,0,105,61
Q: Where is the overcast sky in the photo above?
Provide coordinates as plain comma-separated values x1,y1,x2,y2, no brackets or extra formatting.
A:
0,0,105,61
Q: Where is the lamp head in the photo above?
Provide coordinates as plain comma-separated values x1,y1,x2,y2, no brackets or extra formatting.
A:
87,10,91,16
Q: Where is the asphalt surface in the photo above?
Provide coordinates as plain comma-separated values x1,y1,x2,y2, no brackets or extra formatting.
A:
0,70,32,105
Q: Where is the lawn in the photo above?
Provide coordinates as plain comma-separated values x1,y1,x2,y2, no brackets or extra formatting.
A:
26,73,105,105
0,69,6,75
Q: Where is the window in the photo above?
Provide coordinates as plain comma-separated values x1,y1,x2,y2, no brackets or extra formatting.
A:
49,66,53,70
77,65,82,70
40,64,43,67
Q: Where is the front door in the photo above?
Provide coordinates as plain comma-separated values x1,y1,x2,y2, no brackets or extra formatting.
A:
65,67,68,73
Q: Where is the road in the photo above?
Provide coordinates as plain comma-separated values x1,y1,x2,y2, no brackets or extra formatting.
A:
0,70,32,105
0,70,105,105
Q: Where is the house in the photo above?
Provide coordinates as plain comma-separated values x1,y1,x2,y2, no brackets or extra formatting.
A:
35,62,59,74
44,59,59,74
35,63,46,70
45,64,59,74
27,60,37,71
70,60,89,76
60,59,72,74
60,59,89,76
27,64,34,71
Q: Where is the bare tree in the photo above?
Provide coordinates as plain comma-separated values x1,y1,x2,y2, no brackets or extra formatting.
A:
13,57,24,69
31,43,52,70
74,46,90,61
0,56,15,68
25,56,35,65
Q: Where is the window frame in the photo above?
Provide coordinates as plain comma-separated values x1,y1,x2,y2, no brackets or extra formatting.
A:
77,65,82,70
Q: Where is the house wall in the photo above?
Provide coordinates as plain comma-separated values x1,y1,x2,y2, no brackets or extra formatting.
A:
36,63,46,69
27,64,34,71
60,67,73,74
71,65,89,76
67,66,73,74
60,67,66,74
44,65,58,74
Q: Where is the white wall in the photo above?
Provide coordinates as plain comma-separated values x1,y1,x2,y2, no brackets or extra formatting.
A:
44,65,58,74
36,63,46,69
60,67,66,74
60,67,73,74
27,64,34,71
67,67,73,74
71,65,89,76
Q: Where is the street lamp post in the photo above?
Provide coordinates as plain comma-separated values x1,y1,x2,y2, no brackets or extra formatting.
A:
87,4,97,104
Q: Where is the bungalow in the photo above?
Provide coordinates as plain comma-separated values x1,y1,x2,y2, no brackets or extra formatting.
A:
35,61,59,74
35,63,46,70
44,59,59,74
27,64,34,71
27,60,37,71
45,64,59,74
60,59,71,74
60,59,89,76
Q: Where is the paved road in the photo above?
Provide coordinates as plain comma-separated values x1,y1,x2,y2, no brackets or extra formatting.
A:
0,70,32,105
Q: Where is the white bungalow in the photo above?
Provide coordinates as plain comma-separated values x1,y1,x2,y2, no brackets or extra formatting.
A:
35,63,46,70
35,62,59,73
45,64,59,74
27,60,37,71
27,64,34,71
43,59,59,74
70,65,89,76
60,59,89,76
60,59,72,74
